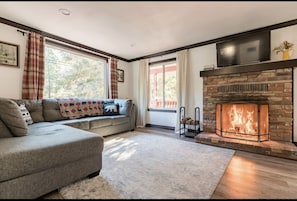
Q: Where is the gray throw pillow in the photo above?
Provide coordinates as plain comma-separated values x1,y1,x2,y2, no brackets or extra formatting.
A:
0,119,13,138
0,97,28,137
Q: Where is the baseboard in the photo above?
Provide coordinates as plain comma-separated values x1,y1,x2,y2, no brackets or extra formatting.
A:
145,124,175,130
145,125,203,132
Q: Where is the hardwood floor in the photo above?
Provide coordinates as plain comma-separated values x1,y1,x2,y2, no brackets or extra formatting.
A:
211,150,297,199
41,127,297,199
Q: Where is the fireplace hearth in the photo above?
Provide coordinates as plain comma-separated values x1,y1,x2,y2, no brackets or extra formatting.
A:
216,103,269,142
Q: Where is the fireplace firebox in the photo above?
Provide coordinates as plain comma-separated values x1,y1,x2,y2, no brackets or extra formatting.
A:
216,103,269,142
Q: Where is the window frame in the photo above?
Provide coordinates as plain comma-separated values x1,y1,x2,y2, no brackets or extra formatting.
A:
148,58,177,112
44,39,109,99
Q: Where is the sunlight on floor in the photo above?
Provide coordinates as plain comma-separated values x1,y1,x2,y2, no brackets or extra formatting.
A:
104,136,138,161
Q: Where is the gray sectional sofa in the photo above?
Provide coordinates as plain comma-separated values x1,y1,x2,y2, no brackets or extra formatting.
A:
0,97,136,199
36,98,136,137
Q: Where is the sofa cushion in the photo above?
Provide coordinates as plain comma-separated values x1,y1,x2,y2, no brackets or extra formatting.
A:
111,116,130,126
0,97,27,137
0,119,13,138
43,99,68,122
0,122,104,182
14,99,45,122
89,116,113,129
51,118,90,130
114,99,132,116
103,102,119,116
19,103,34,125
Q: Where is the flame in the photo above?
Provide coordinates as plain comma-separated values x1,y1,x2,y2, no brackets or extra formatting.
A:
227,104,257,134
216,103,269,141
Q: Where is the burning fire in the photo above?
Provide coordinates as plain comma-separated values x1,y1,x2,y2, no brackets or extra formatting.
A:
227,104,257,134
216,103,269,141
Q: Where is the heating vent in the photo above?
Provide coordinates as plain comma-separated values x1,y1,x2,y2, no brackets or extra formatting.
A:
218,83,268,92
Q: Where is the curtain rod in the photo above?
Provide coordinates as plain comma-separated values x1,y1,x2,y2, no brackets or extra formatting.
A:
17,29,25,36
149,58,176,66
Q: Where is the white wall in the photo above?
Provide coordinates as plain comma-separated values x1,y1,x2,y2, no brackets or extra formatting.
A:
188,44,217,128
117,59,133,99
0,23,27,99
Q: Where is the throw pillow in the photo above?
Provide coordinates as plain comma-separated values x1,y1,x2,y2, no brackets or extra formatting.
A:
0,97,28,137
103,102,119,116
14,99,45,122
0,119,13,138
19,103,34,125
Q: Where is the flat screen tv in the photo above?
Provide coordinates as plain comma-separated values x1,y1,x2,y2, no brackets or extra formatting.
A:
216,30,271,67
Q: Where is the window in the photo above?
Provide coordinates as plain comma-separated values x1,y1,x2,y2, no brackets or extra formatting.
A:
44,41,107,99
149,60,177,110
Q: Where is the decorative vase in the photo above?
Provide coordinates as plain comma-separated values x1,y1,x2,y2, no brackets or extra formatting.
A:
282,49,291,60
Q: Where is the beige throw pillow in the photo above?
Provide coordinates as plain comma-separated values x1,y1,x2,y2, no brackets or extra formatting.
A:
0,98,28,137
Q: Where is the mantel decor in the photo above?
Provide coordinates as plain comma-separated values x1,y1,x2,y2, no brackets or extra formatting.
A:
273,40,294,60
0,41,19,67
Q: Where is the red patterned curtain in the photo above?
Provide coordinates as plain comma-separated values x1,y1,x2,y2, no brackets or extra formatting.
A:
22,32,45,99
109,57,118,99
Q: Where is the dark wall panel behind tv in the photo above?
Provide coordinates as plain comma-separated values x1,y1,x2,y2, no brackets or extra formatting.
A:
216,30,271,67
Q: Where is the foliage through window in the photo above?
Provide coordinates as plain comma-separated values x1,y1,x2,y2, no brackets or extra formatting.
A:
149,61,177,110
44,42,107,99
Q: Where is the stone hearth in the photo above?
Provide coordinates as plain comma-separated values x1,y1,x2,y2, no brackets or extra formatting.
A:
195,132,297,160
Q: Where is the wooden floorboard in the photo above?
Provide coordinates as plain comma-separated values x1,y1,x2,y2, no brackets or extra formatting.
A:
41,127,297,199
211,150,297,199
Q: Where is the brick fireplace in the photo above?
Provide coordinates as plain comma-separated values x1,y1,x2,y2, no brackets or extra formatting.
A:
202,66,293,142
196,60,297,160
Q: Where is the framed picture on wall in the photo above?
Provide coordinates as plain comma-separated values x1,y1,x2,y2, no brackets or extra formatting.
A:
117,69,124,82
0,41,19,67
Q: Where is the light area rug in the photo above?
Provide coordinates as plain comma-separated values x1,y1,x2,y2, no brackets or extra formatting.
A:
59,131,235,199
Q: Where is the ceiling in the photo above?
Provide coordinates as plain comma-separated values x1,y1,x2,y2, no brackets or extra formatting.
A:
1,1,297,61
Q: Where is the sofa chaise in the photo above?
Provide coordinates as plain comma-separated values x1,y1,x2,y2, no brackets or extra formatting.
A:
0,97,136,199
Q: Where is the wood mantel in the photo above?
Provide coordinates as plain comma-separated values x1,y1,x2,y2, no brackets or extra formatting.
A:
200,59,297,77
